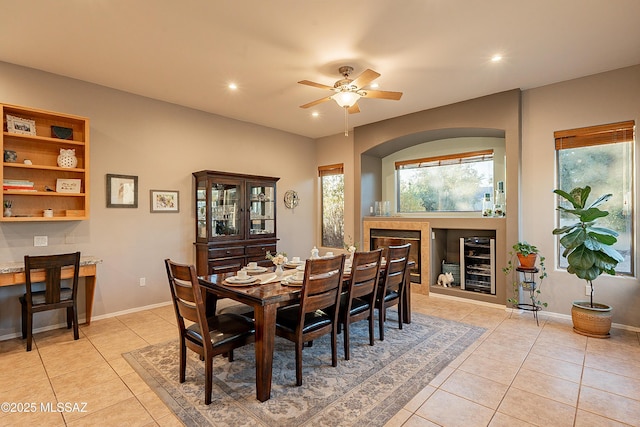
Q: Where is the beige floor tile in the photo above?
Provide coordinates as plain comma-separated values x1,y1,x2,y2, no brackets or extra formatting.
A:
578,385,640,426
66,396,154,427
582,366,640,401
88,329,149,361
59,377,135,423
530,339,586,365
472,339,529,365
416,389,495,427
0,408,66,427
49,360,119,396
155,412,186,427
585,351,640,380
136,390,173,421
521,351,583,383
440,369,509,409
498,387,575,426
0,349,48,393
401,414,441,426
404,385,437,412
457,352,521,385
511,367,580,406
384,408,414,427
574,409,632,427
121,371,153,396
30,326,86,350
489,411,537,426
79,316,128,337
108,355,137,377
428,365,454,387
39,339,106,378
538,322,588,350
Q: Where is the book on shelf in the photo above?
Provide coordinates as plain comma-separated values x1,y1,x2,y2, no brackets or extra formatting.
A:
3,179,34,186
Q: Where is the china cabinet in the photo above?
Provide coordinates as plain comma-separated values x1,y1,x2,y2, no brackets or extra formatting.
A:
193,170,279,275
1,103,90,221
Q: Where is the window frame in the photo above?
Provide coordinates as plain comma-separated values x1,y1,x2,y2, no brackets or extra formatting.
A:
319,163,345,248
554,120,635,276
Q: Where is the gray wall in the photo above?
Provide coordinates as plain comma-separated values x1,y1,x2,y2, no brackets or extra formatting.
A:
0,62,316,337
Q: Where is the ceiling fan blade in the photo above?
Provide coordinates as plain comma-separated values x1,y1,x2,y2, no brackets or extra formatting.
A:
360,89,403,100
300,96,332,109
351,69,381,89
298,80,334,91
347,103,361,114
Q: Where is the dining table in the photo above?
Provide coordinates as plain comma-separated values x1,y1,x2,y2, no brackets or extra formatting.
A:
197,260,412,402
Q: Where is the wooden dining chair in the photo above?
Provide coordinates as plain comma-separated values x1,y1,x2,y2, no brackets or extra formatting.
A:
164,259,255,405
19,252,81,352
275,254,346,386
341,248,383,360
376,243,411,341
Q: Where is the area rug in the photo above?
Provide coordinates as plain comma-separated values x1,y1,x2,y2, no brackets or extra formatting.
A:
123,311,485,427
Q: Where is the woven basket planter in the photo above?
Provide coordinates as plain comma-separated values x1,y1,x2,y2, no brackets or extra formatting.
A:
571,301,612,338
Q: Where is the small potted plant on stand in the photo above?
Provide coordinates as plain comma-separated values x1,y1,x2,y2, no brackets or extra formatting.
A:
503,242,547,323
552,186,624,338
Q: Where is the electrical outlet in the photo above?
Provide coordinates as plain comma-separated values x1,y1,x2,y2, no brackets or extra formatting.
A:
585,284,591,296
34,236,48,247
139,278,146,287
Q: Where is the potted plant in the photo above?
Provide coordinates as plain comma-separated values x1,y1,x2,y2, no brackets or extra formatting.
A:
552,186,624,338
503,242,547,313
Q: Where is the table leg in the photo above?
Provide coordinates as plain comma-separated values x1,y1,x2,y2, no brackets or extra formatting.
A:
84,275,96,325
403,265,411,324
254,304,277,402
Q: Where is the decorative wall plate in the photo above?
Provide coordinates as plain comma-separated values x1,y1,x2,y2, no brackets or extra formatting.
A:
284,190,299,209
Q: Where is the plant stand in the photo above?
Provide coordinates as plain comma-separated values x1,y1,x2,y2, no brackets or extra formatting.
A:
516,267,542,326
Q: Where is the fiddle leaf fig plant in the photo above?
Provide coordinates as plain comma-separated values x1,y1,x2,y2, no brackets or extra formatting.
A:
552,186,624,307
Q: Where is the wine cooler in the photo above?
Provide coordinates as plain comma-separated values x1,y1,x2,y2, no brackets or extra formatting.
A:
459,237,495,294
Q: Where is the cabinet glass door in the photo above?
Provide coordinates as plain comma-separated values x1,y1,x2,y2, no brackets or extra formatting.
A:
196,181,207,240
247,182,276,238
210,180,243,239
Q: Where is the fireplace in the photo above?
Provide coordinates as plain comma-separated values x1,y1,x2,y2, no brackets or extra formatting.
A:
370,229,421,283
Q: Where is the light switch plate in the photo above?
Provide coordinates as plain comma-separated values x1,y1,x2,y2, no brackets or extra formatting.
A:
34,236,48,247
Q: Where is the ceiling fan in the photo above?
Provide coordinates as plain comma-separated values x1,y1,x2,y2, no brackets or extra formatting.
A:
298,66,403,114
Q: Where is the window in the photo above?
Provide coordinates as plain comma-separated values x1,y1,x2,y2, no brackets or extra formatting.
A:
555,120,635,275
319,163,344,248
396,150,494,212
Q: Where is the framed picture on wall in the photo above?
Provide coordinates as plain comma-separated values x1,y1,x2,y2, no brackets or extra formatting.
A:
106,174,138,208
150,190,179,213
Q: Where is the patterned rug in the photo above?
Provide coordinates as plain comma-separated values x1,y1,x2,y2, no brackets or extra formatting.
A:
123,311,485,426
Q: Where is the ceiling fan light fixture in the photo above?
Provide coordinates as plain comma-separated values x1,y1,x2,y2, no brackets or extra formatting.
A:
331,91,361,108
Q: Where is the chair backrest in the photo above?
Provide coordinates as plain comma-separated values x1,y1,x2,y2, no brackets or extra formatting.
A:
298,254,346,323
24,252,81,305
165,259,211,348
380,243,411,294
347,249,383,302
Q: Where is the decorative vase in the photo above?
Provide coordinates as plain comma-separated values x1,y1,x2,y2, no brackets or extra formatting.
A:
349,250,355,265
4,208,11,217
57,148,78,168
517,253,537,269
571,301,612,338
275,264,284,277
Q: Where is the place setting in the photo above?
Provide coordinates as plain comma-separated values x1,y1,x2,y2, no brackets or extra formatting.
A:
223,269,260,286
281,269,304,287
283,256,305,269
243,261,268,274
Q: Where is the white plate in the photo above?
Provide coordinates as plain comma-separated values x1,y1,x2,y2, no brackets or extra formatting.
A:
296,265,305,271
244,266,268,273
282,276,303,286
224,276,258,285
284,261,305,268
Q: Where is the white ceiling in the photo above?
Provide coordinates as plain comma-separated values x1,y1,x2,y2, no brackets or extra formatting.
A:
1,1,639,139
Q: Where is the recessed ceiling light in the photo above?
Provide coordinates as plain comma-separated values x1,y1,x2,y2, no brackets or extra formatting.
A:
370,83,379,89
491,54,503,63
228,83,238,90
311,111,319,117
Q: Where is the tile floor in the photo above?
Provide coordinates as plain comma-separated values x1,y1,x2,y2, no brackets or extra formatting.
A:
0,293,638,426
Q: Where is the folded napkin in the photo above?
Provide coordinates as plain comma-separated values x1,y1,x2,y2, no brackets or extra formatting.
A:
257,273,278,284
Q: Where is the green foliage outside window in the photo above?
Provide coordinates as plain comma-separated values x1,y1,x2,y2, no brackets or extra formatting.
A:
321,174,344,248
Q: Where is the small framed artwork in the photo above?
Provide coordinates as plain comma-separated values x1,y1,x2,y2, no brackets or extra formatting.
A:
106,174,138,208
6,115,36,136
56,178,81,193
150,190,179,213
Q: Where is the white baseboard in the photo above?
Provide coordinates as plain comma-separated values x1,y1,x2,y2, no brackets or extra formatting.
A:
427,292,640,332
